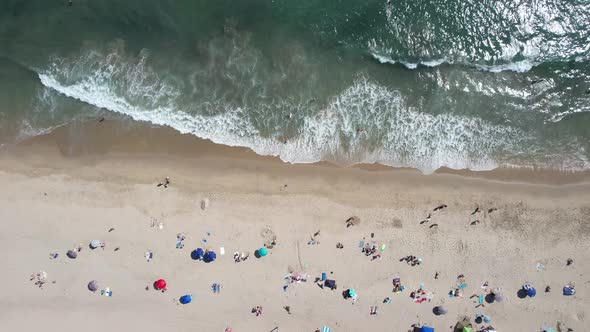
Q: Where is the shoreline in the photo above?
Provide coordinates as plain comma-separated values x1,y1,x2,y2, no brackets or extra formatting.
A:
1,119,589,187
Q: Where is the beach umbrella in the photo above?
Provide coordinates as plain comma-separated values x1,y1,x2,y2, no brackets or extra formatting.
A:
179,294,192,304
66,250,77,259
527,287,537,297
421,327,435,332
204,251,217,263
563,285,575,296
348,289,357,298
435,305,448,315
322,326,331,332
463,328,473,332
191,248,204,260
224,328,233,332
87,280,99,292
259,247,268,257
154,279,167,290
89,240,101,249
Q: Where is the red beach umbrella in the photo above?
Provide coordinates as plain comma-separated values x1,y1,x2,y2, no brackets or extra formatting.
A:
154,279,167,290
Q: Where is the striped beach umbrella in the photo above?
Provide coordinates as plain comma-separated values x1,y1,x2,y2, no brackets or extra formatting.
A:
322,326,331,332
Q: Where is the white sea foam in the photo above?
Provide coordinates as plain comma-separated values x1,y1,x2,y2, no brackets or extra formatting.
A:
38,54,526,174
379,0,589,73
299,78,524,172
370,50,537,73
34,40,533,173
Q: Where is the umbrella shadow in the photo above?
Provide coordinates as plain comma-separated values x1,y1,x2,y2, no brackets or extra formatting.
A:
254,250,261,258
517,289,528,299
485,293,495,303
433,306,447,316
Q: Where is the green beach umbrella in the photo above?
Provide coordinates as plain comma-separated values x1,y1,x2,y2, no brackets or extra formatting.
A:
349,289,357,297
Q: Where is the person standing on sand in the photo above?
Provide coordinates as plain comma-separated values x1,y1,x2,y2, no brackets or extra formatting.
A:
157,177,170,188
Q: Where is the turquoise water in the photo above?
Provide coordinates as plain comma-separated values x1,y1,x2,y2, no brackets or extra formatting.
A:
0,0,589,172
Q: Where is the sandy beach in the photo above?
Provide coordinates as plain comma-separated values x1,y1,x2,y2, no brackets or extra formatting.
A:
1,121,589,332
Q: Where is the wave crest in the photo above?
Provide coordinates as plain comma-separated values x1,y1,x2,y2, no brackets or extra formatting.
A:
37,45,526,173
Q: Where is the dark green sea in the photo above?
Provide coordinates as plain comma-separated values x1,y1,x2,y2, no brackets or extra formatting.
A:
1,0,589,173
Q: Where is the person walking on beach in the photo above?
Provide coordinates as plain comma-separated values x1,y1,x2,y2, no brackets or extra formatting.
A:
157,177,170,188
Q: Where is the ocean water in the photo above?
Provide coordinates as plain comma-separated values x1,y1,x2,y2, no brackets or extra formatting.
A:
0,0,589,173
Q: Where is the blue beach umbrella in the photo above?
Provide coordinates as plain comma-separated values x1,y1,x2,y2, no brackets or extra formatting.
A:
66,250,77,259
204,251,217,263
191,248,204,260
421,326,435,332
259,247,268,257
527,287,536,297
179,295,192,304
563,285,575,296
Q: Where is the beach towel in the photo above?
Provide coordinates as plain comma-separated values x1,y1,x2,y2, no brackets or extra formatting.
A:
324,279,336,290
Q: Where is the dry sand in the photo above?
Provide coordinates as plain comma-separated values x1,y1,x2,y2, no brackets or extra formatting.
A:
0,121,588,332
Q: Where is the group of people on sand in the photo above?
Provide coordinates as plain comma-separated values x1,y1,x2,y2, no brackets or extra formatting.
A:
233,252,249,263
400,255,422,266
361,242,380,260
30,271,48,289
449,274,468,298
409,287,430,303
